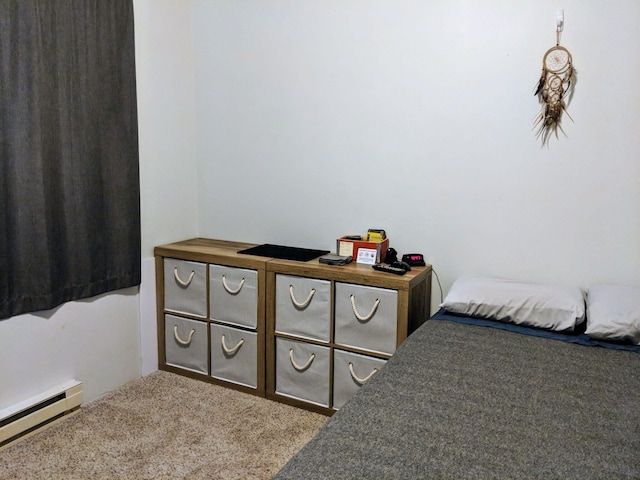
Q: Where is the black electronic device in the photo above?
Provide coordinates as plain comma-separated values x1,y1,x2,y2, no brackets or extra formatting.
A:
372,263,407,275
402,253,426,267
319,254,353,266
238,244,329,262
391,261,412,271
385,248,398,264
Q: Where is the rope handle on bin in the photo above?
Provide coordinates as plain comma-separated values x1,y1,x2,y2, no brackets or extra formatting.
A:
349,362,378,384
221,334,244,355
174,268,195,287
289,285,316,309
173,325,195,346
289,348,315,371
350,295,380,322
222,275,245,295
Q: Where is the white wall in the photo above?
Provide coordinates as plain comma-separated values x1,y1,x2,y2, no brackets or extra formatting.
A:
191,0,640,303
136,0,200,257
135,0,200,375
0,290,140,410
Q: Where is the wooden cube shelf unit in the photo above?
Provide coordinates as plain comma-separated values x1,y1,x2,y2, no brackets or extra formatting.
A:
265,256,431,415
155,238,432,415
155,238,270,396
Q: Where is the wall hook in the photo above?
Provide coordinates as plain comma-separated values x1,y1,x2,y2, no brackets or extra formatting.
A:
556,9,564,45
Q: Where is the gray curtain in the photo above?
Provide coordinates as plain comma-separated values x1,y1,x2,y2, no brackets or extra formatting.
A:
0,0,140,320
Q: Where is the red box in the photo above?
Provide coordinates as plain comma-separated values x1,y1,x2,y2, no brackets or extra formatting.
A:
336,236,389,264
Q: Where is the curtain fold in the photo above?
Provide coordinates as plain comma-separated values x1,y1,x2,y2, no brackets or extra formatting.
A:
0,0,140,320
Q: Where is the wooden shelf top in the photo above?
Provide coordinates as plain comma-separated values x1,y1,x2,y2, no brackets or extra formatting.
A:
266,257,431,290
155,238,432,290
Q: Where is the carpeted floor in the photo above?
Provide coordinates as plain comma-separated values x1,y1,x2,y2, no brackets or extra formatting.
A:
0,371,327,480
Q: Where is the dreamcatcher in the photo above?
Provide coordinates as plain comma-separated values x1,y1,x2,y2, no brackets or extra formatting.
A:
533,11,576,146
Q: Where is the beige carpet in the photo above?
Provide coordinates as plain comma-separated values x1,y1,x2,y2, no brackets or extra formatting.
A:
0,371,327,480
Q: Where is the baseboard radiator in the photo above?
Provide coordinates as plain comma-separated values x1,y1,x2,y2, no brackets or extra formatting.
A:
0,380,83,450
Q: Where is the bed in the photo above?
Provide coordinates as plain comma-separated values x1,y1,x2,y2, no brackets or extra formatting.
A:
274,278,640,479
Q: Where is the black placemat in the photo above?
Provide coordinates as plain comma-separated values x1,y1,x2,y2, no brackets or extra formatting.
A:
237,244,329,262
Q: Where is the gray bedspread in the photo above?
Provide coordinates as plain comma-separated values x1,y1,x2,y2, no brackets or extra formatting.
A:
274,319,640,479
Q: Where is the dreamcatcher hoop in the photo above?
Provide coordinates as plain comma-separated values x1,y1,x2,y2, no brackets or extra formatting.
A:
543,46,572,73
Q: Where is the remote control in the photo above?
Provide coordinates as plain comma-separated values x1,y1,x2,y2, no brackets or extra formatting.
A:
372,264,407,275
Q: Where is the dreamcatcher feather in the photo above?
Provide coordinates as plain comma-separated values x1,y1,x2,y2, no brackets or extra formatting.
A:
533,21,576,146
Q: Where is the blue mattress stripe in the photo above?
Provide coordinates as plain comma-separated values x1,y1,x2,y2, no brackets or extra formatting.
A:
431,308,640,353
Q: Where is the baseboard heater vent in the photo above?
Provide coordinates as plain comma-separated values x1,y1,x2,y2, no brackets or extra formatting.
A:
0,380,83,450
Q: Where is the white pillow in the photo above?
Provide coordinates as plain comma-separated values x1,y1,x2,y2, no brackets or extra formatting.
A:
585,285,640,345
441,276,585,332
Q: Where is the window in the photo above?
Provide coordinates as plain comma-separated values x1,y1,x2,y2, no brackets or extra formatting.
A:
0,1,140,320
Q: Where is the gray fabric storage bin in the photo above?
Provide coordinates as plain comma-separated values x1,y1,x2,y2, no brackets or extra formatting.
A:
210,323,257,389
165,314,208,374
335,282,398,355
332,349,387,409
275,274,331,342
164,259,207,318
275,337,330,407
209,264,258,329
